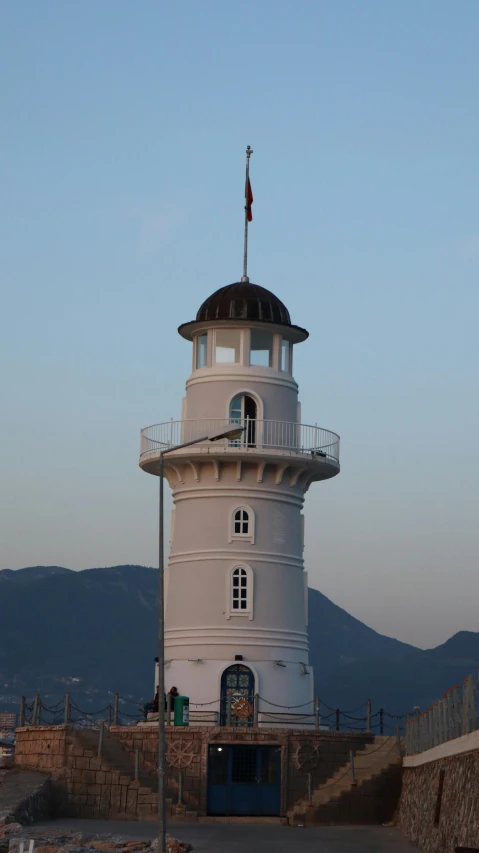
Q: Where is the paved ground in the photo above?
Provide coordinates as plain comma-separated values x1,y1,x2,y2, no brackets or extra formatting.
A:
32,819,418,852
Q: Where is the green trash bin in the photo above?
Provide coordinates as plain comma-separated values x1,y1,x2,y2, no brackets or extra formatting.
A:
174,696,190,726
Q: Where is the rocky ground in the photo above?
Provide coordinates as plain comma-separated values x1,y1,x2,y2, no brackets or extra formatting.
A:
0,827,191,853
0,769,191,853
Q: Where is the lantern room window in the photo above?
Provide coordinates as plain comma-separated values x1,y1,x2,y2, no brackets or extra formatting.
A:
280,338,291,372
250,330,273,367
215,330,241,364
195,333,208,368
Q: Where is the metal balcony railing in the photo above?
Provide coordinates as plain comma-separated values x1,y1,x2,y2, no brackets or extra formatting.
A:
140,419,340,464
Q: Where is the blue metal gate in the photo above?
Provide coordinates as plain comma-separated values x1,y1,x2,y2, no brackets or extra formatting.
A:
207,744,281,816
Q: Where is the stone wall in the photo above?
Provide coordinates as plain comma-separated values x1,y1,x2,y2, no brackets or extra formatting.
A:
14,725,399,824
112,725,379,818
111,726,202,814
398,749,479,852
15,727,156,820
14,727,68,774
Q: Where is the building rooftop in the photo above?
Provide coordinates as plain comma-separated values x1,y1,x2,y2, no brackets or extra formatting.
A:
197,281,291,325
178,281,308,341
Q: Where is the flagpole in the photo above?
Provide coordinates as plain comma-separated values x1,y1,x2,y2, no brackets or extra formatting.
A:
242,145,253,282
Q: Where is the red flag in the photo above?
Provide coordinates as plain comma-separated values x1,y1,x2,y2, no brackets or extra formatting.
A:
245,177,253,222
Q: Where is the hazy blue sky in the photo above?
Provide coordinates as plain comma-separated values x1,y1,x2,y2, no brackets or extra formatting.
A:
1,1,478,649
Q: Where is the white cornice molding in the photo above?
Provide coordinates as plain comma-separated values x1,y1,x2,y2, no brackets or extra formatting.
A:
165,626,309,651
166,625,308,638
172,487,304,508
165,637,309,651
163,458,319,492
168,548,304,569
186,371,298,392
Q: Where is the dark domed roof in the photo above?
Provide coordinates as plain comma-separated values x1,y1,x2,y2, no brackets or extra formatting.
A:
196,282,291,325
178,280,309,342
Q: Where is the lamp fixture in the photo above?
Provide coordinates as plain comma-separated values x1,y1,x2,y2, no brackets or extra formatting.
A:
208,425,245,441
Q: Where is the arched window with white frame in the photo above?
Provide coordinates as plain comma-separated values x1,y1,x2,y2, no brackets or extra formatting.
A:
234,508,249,534
229,505,255,544
227,565,254,618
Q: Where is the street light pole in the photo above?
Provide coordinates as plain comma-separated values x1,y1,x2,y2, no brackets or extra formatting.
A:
157,426,244,853
158,450,166,853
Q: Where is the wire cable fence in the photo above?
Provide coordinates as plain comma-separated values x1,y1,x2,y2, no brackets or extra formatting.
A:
16,691,407,735
405,672,479,755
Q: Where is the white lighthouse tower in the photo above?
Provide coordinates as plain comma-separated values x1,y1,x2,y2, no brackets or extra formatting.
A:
140,151,339,725
139,279,340,724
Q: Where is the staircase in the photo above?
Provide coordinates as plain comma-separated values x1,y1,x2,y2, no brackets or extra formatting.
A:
71,729,197,820
290,736,403,826
74,728,157,791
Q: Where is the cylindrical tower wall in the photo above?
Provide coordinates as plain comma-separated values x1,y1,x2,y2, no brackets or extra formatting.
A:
184,369,299,423
164,460,313,707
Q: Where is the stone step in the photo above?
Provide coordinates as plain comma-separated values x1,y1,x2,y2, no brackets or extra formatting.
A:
72,730,158,792
301,763,403,826
289,737,401,820
198,816,283,824
312,752,400,805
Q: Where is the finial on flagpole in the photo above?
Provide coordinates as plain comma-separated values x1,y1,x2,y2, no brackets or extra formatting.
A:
242,146,253,283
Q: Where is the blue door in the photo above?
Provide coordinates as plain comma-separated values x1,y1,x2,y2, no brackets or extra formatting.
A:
220,664,255,727
207,744,281,816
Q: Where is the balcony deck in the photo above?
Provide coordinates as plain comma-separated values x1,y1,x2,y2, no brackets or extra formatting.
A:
139,419,340,480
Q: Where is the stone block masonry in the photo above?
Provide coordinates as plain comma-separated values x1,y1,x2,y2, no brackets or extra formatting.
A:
14,725,402,823
398,743,479,852
14,726,157,820
14,728,68,773
109,725,400,821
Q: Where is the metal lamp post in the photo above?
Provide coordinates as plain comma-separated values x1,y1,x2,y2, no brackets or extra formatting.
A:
157,424,245,853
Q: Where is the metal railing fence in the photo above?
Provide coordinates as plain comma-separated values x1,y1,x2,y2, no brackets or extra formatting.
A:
140,419,340,464
405,673,479,755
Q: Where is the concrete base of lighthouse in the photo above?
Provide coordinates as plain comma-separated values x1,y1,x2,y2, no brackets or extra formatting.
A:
157,654,315,729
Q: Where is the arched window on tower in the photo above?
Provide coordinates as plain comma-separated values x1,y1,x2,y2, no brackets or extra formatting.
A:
227,565,253,618
229,505,255,544
235,508,249,534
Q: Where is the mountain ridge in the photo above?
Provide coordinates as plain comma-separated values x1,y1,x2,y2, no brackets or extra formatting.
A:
1,565,477,716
